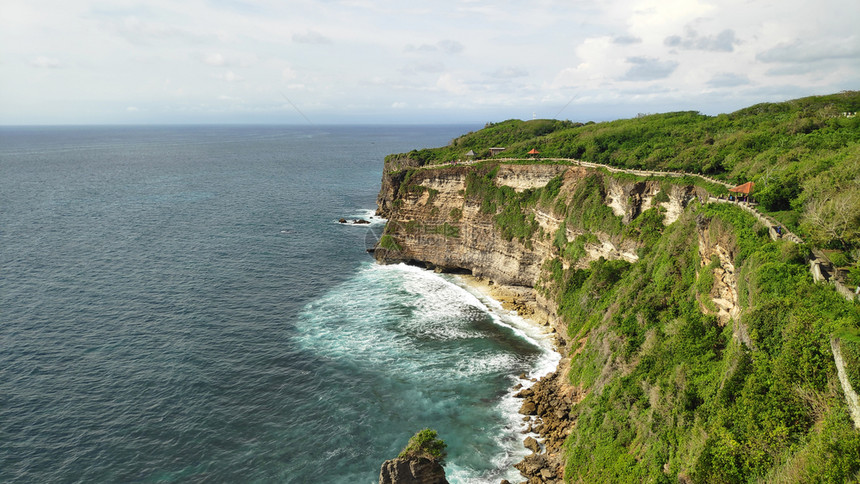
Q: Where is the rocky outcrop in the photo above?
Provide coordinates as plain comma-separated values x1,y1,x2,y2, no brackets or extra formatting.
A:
696,215,741,326
695,215,751,348
378,456,448,484
375,163,697,289
605,178,699,225
374,165,555,287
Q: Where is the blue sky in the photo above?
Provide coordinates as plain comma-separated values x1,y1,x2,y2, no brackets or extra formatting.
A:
1,0,858,125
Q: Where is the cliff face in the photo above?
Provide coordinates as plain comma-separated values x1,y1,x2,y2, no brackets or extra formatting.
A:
374,163,702,338
376,164,565,286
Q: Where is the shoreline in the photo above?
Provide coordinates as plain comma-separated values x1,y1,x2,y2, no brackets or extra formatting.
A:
449,274,572,483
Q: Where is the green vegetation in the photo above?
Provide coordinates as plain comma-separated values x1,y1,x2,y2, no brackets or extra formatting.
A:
432,222,460,238
378,234,402,252
464,164,544,247
399,428,448,464
839,329,860,394
538,197,860,482
449,207,463,222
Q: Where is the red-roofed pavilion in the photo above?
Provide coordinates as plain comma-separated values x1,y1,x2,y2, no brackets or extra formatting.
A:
729,181,755,194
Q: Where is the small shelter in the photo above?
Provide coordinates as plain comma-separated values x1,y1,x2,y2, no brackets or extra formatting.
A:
465,150,476,157
488,147,506,156
528,148,540,159
729,181,755,194
728,181,755,202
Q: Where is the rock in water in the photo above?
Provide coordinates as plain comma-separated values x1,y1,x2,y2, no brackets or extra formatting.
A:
378,456,449,484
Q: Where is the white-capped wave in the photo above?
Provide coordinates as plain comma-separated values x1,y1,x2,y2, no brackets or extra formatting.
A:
335,208,386,227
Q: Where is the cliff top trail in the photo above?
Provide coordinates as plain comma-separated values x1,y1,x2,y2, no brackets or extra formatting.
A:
411,155,806,245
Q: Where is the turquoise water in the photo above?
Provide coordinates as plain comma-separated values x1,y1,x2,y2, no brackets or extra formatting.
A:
0,125,557,483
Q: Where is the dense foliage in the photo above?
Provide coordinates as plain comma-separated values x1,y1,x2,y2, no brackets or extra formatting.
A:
544,200,860,482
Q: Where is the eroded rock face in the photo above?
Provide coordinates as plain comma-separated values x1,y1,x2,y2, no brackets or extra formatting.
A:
696,215,745,341
378,456,448,484
375,165,700,289
605,178,699,225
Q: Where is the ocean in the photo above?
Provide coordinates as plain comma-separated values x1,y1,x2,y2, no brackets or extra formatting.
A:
0,125,558,483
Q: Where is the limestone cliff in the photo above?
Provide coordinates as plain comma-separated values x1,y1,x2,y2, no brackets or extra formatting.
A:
374,162,704,340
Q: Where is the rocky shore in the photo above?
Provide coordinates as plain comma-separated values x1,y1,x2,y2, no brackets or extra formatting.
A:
512,362,584,484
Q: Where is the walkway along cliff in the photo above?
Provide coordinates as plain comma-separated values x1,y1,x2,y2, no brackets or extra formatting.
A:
373,158,860,482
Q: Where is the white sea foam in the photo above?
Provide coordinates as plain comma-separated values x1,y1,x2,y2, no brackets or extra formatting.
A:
293,262,560,483
335,208,387,227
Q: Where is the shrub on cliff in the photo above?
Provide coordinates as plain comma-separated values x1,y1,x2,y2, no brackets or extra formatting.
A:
399,429,447,464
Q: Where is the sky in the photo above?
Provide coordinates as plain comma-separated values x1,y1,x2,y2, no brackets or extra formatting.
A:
1,0,858,125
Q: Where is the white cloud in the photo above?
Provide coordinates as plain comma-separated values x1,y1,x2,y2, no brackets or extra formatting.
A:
282,66,297,80
292,30,332,45
436,73,468,95
756,37,860,63
664,28,739,52
30,56,61,68
622,56,679,81
0,0,857,124
204,53,227,66
612,35,642,45
707,72,751,88
215,70,243,82
488,67,529,79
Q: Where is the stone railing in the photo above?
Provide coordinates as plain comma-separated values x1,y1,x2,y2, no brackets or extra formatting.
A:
831,337,860,429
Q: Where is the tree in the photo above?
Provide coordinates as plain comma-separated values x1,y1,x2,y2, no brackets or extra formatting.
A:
802,186,860,249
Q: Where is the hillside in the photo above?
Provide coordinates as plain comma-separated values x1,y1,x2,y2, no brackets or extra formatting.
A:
375,93,860,483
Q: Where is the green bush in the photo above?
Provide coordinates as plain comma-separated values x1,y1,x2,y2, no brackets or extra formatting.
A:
378,235,402,251
449,207,463,222
828,251,850,267
399,428,447,463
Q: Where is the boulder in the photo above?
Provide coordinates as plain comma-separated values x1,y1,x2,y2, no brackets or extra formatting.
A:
523,436,540,453
379,456,448,484
354,219,371,224
514,453,548,476
519,401,537,415
338,218,348,223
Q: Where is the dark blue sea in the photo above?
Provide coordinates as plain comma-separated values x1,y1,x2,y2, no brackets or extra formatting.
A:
0,125,558,483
